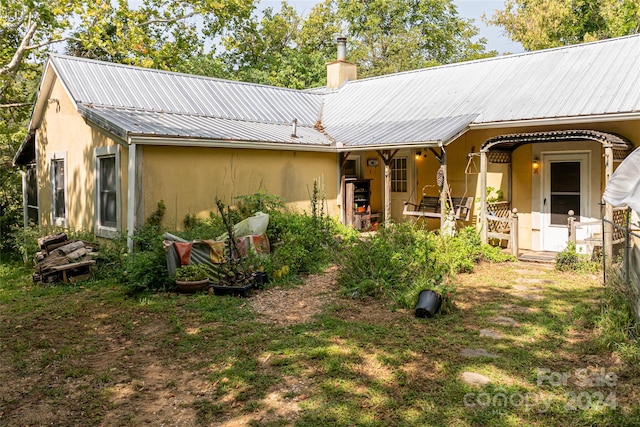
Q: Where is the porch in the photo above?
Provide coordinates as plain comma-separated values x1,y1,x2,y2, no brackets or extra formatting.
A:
478,130,634,258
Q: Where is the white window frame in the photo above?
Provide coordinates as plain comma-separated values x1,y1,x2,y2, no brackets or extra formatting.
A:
94,146,121,238
23,163,39,227
49,151,68,228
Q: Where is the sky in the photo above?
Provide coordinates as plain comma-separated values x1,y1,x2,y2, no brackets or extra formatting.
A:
260,0,524,55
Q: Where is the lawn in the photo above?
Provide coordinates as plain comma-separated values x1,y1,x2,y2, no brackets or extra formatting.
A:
0,260,638,426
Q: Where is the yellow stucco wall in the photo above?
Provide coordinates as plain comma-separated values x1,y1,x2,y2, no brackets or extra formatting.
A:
34,71,640,245
437,123,639,250
36,75,127,233
140,146,338,230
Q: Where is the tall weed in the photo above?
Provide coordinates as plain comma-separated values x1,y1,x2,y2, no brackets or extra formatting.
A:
337,224,514,311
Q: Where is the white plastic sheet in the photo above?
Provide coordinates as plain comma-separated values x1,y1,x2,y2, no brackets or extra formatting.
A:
603,146,640,213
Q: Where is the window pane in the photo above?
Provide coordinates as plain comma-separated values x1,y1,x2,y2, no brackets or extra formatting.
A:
53,159,65,219
100,157,116,191
551,195,580,225
101,192,117,227
26,165,38,206
99,155,117,228
551,162,580,192
391,157,408,193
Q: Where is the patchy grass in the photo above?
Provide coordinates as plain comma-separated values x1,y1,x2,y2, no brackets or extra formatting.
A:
0,260,639,426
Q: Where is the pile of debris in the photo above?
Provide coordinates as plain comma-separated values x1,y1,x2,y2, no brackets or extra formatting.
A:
33,233,99,284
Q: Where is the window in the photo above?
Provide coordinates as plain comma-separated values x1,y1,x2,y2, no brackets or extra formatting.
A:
391,157,408,192
50,152,67,226
95,146,120,237
550,161,581,225
344,157,360,178
24,164,39,226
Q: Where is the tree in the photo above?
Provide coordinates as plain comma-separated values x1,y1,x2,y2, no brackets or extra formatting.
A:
207,0,494,86
218,2,327,88
485,0,640,51
303,0,494,78
0,0,256,255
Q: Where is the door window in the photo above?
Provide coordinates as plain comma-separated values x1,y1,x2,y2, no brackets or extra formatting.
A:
550,161,580,225
391,157,407,193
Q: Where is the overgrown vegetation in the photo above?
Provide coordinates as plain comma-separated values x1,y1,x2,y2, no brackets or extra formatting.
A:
597,265,640,365
2,251,638,426
555,241,599,273
337,223,514,312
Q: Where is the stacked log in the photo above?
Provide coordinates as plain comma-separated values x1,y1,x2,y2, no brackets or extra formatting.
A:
33,233,99,284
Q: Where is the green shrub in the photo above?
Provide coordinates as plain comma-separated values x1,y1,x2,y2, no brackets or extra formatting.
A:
125,201,169,292
337,224,513,311
597,267,640,365
555,242,599,272
267,210,337,277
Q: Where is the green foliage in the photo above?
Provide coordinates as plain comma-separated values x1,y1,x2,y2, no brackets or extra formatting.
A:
597,267,640,365
232,191,286,220
485,0,640,51
175,264,209,282
177,212,226,241
303,0,495,79
337,224,514,311
265,180,346,281
555,241,599,273
125,201,169,292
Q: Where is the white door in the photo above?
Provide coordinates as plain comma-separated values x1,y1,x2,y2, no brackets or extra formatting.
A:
541,153,590,252
388,150,415,222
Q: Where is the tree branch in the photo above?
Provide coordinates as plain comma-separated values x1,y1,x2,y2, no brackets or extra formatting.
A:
139,11,199,27
0,102,32,109
0,21,38,76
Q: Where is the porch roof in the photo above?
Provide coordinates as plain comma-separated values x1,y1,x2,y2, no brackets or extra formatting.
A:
480,129,633,158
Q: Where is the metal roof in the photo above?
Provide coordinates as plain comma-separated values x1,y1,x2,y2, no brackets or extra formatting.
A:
322,34,640,144
481,130,633,153
325,114,478,147
79,105,330,146
51,55,323,127
23,34,640,156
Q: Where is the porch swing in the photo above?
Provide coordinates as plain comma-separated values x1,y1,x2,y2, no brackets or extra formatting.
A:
402,164,473,222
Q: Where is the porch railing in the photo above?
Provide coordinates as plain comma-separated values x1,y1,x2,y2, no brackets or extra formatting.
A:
568,206,629,256
486,201,519,257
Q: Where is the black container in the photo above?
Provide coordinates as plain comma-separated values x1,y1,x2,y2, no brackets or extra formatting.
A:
415,290,442,318
254,271,269,288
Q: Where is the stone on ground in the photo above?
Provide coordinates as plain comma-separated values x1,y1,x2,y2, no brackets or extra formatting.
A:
461,372,491,386
460,348,499,359
479,329,504,339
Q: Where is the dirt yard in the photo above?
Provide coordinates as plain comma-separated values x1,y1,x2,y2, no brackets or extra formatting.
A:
1,262,638,426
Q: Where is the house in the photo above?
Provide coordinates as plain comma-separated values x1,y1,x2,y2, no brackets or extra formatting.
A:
14,35,640,255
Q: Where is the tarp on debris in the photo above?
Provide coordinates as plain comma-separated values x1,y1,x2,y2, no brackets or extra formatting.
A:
603,146,640,213
164,212,270,281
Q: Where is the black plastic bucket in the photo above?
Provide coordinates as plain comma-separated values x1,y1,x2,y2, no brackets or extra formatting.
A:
415,290,442,318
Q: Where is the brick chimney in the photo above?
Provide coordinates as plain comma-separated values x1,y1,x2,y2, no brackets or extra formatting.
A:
326,37,357,89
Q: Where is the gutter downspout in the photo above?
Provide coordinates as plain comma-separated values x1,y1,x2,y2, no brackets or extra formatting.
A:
127,139,137,252
480,150,488,244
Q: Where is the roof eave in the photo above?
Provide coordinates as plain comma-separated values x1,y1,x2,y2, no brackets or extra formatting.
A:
129,135,335,152
469,112,640,129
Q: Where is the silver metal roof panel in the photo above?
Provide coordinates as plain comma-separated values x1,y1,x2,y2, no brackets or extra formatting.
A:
51,55,322,127
45,35,640,150
80,106,330,146
323,35,640,133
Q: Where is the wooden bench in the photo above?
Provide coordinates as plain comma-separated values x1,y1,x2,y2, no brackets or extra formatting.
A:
486,201,512,239
403,196,473,221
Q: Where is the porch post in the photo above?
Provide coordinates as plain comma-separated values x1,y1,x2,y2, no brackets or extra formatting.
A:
384,159,392,223
127,142,141,252
376,150,397,224
480,150,488,244
439,148,448,232
604,145,614,263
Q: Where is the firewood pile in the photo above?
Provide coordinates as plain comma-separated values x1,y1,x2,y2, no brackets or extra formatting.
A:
33,233,99,284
